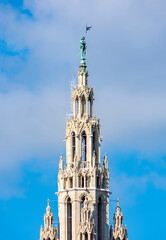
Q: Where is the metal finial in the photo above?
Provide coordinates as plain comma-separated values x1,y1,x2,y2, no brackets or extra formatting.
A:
47,199,50,206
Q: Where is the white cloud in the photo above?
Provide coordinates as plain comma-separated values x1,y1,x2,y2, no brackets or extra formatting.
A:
96,88,166,153
0,0,166,198
111,171,166,206
0,87,67,170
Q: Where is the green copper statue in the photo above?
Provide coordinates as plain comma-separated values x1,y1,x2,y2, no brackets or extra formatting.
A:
80,36,86,65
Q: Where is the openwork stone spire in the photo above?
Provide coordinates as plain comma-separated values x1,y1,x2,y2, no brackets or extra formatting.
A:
40,200,57,240
110,199,128,240
39,35,130,240
57,36,110,240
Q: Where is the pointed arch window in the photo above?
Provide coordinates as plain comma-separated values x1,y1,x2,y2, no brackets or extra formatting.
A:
93,131,96,152
76,96,78,116
80,196,85,222
98,197,102,240
85,232,88,240
67,197,72,240
81,196,85,208
82,176,84,188
90,233,93,240
81,131,87,162
81,95,86,116
72,132,75,161
88,97,91,116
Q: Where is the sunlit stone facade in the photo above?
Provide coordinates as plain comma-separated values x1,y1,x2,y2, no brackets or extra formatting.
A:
39,37,128,240
57,60,109,240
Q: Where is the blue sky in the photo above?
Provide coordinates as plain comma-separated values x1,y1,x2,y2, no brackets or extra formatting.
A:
0,0,166,239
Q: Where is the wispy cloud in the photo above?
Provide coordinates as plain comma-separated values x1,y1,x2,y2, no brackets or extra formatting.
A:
0,0,166,198
111,171,166,206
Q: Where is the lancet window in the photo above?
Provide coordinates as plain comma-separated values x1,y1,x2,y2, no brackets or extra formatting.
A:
98,197,102,240
85,232,88,240
81,196,85,209
71,132,75,161
80,196,85,222
82,177,84,188
81,131,87,162
67,197,72,240
76,96,78,116
90,233,93,240
93,131,96,152
81,95,86,116
79,175,85,188
88,97,91,116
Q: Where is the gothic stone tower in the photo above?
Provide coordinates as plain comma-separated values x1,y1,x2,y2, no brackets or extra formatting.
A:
57,37,110,240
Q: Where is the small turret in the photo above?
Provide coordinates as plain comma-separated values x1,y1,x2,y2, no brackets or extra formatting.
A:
40,200,57,240
110,199,128,240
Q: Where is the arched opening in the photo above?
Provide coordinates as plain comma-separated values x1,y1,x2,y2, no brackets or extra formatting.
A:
79,176,81,188
80,233,82,240
72,132,75,162
80,196,86,222
76,97,78,116
90,233,93,240
98,197,102,240
93,131,96,152
88,97,91,116
67,197,72,240
82,176,84,188
82,131,87,162
81,95,86,116
81,196,85,209
85,232,88,240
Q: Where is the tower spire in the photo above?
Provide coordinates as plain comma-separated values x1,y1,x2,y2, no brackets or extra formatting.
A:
57,36,110,240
